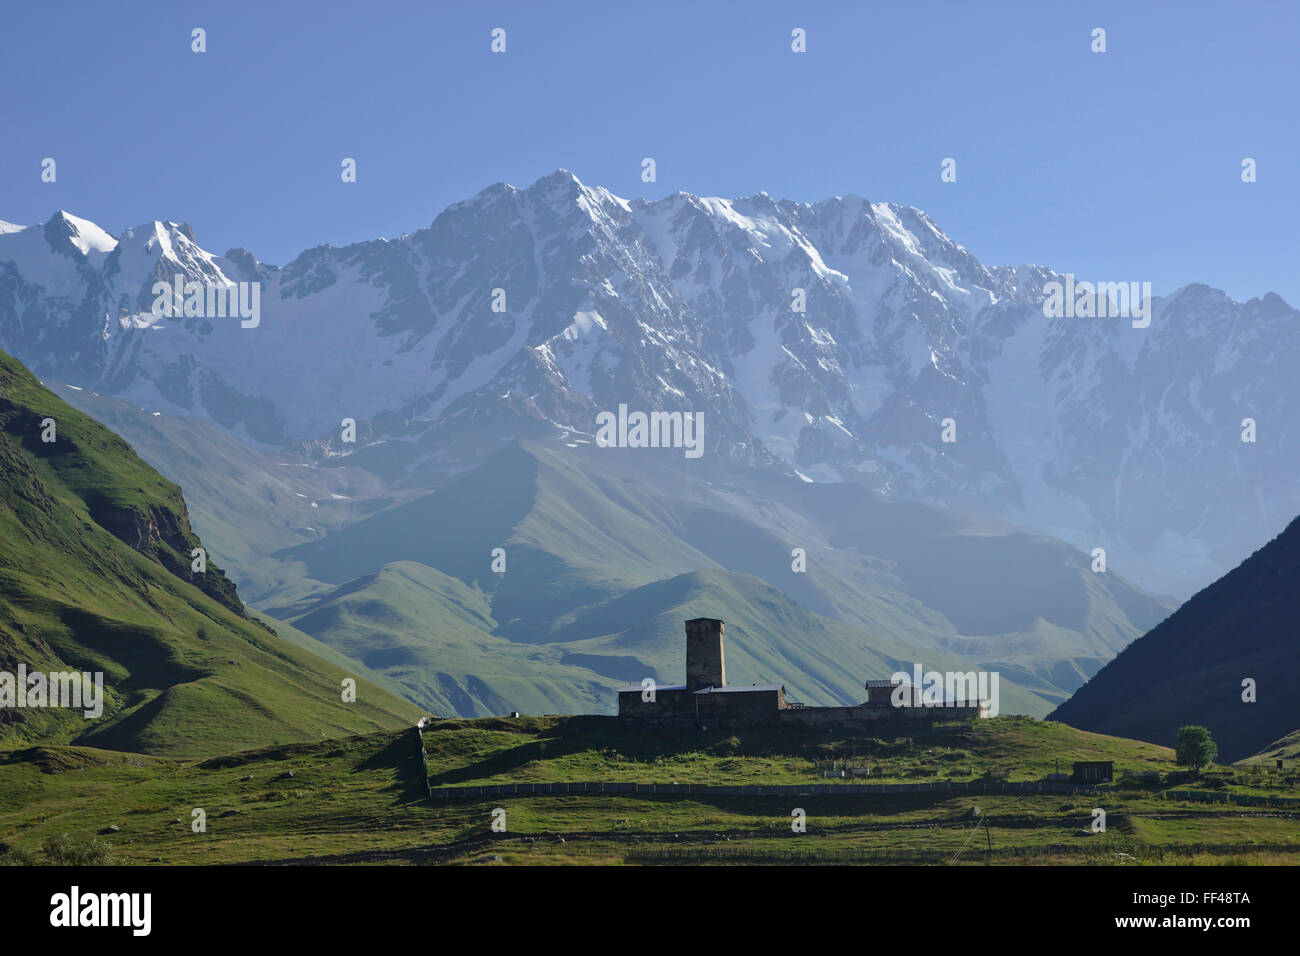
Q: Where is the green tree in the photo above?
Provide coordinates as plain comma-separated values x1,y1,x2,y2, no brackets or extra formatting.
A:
1175,725,1218,773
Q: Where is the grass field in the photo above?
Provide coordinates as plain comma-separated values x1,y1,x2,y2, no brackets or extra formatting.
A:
1,715,1296,866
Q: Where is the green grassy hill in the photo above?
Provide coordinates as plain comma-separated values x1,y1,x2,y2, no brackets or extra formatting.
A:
288,560,611,716
3,715,1295,866
0,349,422,755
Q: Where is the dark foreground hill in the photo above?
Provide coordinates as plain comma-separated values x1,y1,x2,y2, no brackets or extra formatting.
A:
0,348,421,755
1050,516,1300,761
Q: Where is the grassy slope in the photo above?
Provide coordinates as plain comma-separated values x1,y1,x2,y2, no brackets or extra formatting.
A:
1238,729,1300,766
243,607,423,709
0,349,421,755
288,561,611,717
2,716,1294,866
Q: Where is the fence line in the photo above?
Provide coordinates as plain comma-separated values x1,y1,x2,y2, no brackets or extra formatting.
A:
427,778,1300,806
1160,788,1300,808
427,779,1104,800
415,720,433,798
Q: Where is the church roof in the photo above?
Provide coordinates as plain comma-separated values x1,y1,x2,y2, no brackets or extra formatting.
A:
692,684,783,694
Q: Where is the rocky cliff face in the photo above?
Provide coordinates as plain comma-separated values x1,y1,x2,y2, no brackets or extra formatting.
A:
0,374,247,621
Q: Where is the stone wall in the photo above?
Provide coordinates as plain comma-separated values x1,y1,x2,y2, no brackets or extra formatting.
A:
695,687,783,726
780,702,983,728
620,688,982,728
617,688,694,720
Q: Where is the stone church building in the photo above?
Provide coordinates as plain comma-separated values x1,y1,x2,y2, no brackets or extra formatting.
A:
617,618,986,728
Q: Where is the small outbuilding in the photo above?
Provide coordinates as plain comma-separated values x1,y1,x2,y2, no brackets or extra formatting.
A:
1071,760,1114,783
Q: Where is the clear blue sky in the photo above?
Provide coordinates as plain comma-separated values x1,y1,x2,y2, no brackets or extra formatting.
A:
4,0,1297,303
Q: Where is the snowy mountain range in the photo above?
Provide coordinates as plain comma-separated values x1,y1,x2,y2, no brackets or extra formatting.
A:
3,169,1296,596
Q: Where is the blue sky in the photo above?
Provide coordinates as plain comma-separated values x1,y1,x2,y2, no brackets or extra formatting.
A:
4,0,1298,302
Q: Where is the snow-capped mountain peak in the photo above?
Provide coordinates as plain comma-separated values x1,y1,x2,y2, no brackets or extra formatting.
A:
2,171,1295,596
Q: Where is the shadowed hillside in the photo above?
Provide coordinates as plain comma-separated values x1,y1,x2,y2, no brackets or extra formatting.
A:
1051,515,1300,761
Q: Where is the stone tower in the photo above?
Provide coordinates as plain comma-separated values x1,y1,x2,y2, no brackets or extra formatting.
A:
685,618,726,690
